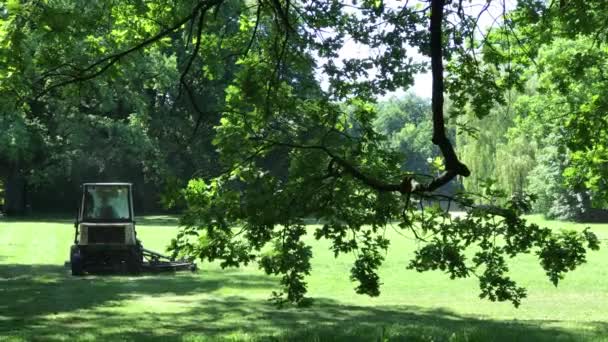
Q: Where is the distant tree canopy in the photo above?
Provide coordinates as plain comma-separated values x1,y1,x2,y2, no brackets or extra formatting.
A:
0,0,605,306
458,18,608,222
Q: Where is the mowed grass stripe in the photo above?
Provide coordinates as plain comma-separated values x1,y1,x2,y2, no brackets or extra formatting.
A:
0,215,607,341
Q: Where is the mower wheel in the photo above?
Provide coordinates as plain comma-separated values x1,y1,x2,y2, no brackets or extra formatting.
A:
126,247,143,274
70,245,84,276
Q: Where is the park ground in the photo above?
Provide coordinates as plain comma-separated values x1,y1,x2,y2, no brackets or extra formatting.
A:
0,215,607,341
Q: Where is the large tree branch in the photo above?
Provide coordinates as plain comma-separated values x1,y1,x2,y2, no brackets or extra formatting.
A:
35,0,222,99
277,139,514,219
253,0,470,196
429,0,470,176
383,1,472,194
251,137,441,195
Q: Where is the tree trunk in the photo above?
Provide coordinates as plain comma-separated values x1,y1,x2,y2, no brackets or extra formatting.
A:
4,166,27,216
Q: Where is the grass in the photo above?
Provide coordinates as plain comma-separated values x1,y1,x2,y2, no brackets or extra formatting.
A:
0,215,607,341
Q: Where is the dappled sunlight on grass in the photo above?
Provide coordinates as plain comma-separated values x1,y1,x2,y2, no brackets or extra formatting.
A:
2,264,603,342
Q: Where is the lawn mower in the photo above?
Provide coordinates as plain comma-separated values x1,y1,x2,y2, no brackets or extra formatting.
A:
67,182,196,275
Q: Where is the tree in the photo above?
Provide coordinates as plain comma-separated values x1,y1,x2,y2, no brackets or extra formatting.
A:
0,0,244,213
374,95,435,174
0,0,166,213
167,0,599,306
1,0,600,307
454,1,608,222
479,25,608,219
457,99,519,197
374,95,462,197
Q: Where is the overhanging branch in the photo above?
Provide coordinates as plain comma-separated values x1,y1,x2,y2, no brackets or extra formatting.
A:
252,137,453,195
249,0,470,196
35,0,223,99
429,0,470,179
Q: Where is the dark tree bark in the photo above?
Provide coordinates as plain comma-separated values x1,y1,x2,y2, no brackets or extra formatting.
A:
425,0,470,189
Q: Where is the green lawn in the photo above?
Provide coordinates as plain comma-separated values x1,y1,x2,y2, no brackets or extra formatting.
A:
1,215,607,341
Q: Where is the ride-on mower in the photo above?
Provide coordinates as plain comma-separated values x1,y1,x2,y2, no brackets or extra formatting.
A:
68,182,196,275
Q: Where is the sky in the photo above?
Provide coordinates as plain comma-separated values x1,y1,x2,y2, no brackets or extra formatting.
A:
316,0,517,100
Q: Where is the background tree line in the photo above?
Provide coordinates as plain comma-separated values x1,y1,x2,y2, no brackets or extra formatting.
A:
458,35,608,222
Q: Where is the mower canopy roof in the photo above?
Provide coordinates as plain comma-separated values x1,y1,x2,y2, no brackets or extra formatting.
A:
81,183,133,222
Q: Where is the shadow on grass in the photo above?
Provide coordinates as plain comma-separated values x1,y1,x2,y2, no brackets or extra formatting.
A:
0,264,273,318
1,264,606,341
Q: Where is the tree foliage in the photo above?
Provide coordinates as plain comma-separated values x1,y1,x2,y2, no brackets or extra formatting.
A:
0,0,244,212
460,20,608,220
